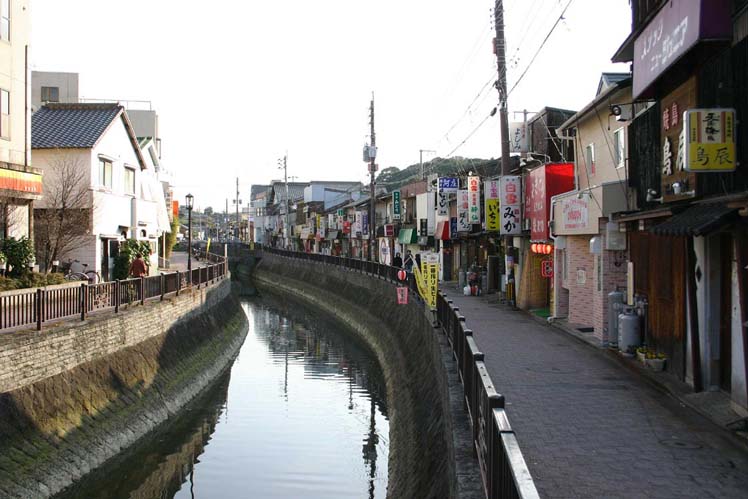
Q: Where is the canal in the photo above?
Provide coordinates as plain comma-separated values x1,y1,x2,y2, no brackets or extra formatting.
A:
56,297,390,499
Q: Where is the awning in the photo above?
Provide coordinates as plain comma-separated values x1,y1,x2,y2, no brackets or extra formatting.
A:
650,204,739,237
327,230,339,240
398,228,418,244
434,221,450,240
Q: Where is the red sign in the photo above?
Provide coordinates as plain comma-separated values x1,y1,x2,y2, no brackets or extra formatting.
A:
342,220,351,234
172,200,179,217
396,287,408,304
525,163,574,241
541,260,554,278
385,224,394,237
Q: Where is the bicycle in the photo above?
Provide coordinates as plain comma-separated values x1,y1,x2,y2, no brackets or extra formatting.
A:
63,259,101,284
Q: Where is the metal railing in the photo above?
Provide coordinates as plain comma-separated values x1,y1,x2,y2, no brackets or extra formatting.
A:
0,254,228,333
261,245,539,499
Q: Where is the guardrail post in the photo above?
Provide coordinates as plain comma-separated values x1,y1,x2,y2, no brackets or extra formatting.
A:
160,274,165,301
115,280,120,313
80,283,87,321
140,277,145,305
36,288,43,331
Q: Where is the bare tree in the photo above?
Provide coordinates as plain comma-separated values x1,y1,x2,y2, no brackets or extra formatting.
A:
34,152,93,273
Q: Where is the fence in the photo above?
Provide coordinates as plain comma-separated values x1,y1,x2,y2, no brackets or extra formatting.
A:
0,255,228,333
261,245,539,499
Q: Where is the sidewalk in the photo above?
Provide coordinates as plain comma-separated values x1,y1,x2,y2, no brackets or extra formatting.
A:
167,251,209,271
443,282,748,499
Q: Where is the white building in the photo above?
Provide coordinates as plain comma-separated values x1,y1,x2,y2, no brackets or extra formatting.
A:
32,103,170,280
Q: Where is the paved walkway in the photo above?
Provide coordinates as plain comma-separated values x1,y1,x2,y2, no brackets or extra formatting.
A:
167,251,209,271
443,283,748,499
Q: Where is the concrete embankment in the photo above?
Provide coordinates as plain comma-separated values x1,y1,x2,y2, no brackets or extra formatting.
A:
255,253,473,499
0,279,247,499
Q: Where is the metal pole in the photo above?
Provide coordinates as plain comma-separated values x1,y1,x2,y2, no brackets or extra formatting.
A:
187,206,192,276
284,155,289,249
235,177,240,242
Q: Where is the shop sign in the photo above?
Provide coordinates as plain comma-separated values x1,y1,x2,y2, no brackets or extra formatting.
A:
484,180,500,232
337,209,344,216
354,211,363,236
437,189,449,216
561,197,589,231
457,189,471,232
427,191,436,234
632,0,730,98
467,176,481,224
541,260,553,278
661,77,696,202
392,191,401,220
396,287,408,305
342,220,351,234
362,212,369,237
379,237,391,265
509,122,528,153
384,224,394,237
499,176,521,235
450,217,457,238
438,177,458,193
684,109,736,172
419,218,427,237
413,252,439,310
525,163,575,241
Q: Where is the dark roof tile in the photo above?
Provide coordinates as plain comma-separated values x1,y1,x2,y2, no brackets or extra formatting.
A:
32,104,122,149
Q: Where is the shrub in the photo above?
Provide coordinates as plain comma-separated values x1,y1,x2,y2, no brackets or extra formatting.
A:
113,239,152,280
1,237,35,277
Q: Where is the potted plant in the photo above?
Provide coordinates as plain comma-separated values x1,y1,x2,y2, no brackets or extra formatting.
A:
636,346,648,364
645,352,666,371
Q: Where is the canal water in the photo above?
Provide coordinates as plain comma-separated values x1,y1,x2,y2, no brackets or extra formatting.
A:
56,297,390,499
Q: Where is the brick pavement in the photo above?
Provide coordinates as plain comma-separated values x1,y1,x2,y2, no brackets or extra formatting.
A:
444,283,748,499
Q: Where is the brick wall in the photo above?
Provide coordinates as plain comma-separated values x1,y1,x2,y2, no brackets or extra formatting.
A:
0,279,231,394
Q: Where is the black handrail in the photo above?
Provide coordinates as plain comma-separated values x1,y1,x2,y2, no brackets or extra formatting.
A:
0,253,228,333
259,245,539,499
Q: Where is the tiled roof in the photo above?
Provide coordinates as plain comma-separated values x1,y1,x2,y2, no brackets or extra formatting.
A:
651,204,738,237
32,103,122,149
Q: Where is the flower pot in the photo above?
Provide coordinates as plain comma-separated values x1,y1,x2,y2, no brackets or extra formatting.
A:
646,358,666,371
636,351,647,364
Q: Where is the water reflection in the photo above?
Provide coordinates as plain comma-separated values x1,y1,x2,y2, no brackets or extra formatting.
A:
55,298,389,499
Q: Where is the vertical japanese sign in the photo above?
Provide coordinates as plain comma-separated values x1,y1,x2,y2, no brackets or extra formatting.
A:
499,176,522,235
450,217,458,238
437,178,457,217
509,122,528,153
396,286,408,305
427,191,436,234
412,253,439,309
684,109,736,172
467,176,480,224
484,180,500,232
457,189,471,232
362,212,369,237
354,211,363,236
392,191,401,220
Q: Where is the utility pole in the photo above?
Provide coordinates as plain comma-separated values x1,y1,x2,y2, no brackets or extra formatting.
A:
368,94,376,261
494,0,511,176
234,177,241,242
278,154,289,249
225,198,229,241
420,149,436,180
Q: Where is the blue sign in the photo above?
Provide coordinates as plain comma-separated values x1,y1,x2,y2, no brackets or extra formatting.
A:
450,217,458,238
438,177,459,192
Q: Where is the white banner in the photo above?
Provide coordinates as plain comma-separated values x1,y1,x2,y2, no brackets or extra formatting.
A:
457,189,471,232
467,175,480,224
427,191,436,234
499,176,522,235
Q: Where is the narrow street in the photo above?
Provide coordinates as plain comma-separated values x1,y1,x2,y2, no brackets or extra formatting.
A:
444,283,748,499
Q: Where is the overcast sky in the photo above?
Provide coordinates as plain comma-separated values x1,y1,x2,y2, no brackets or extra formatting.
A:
31,0,631,211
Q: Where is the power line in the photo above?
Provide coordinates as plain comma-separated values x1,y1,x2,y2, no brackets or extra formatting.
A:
507,0,575,97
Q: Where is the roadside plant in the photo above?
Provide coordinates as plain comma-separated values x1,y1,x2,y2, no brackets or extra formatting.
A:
1,237,35,277
113,239,152,280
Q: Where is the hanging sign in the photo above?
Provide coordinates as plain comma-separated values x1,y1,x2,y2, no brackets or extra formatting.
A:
438,177,458,193
437,189,449,216
392,191,401,220
412,253,439,309
541,260,554,278
354,211,363,236
362,212,369,237
467,176,481,224
509,122,528,153
457,189,471,232
396,287,409,305
499,176,522,235
427,191,436,234
484,180,500,232
684,108,736,172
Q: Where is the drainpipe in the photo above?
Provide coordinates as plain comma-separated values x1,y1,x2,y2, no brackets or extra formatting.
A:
547,193,562,323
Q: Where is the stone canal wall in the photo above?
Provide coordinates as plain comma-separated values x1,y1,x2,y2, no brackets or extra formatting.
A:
255,254,464,499
0,279,248,499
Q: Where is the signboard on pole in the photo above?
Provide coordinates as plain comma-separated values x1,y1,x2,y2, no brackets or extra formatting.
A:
484,180,500,232
392,191,401,220
509,122,528,153
412,253,439,309
467,176,481,224
457,189,471,232
541,259,554,278
499,176,522,235
438,177,458,193
437,189,449,216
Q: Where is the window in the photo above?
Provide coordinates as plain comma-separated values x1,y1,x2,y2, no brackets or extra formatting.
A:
41,86,59,103
124,167,135,195
585,143,595,176
99,158,112,188
1,0,9,41
613,128,625,169
0,89,8,140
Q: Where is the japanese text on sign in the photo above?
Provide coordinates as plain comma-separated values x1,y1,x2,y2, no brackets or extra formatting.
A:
499,176,522,235
457,189,471,232
392,191,401,220
467,176,481,224
684,108,736,172
438,177,458,193
484,180,500,232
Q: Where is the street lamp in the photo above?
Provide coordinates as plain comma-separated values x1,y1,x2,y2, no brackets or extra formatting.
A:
186,193,194,276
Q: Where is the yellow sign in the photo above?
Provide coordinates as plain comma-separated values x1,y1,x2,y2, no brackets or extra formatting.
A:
412,253,439,309
685,109,736,172
485,198,500,231
206,238,211,254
